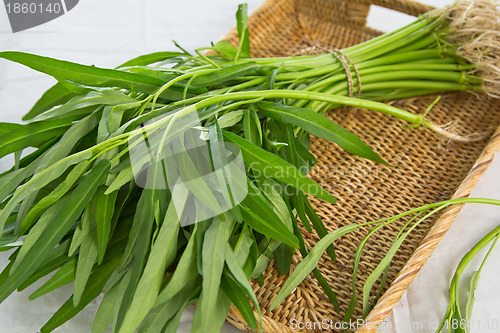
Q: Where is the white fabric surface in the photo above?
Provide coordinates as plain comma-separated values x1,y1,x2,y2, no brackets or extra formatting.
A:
0,1,498,332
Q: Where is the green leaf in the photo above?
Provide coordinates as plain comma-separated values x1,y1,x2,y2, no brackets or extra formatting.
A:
235,3,251,59
139,278,201,333
270,224,358,310
218,110,243,129
257,101,387,164
73,207,99,306
244,178,297,243
29,257,77,300
117,51,186,68
95,187,118,264
254,177,293,232
20,160,90,234
243,107,262,146
118,193,185,333
0,136,57,181
343,223,384,324
23,83,78,121
191,216,234,333
0,155,42,204
40,255,121,333
251,238,280,279
0,119,72,159
225,245,262,329
151,224,199,306
162,299,194,333
275,243,293,275
193,288,232,333
465,275,477,327
35,110,101,174
0,160,110,303
0,122,22,135
362,233,407,317
208,121,243,221
220,274,258,331
302,192,336,262
97,101,142,143
117,158,165,271
114,162,167,329
0,150,92,236
191,63,258,87
36,90,138,121
223,130,337,204
212,40,238,59
17,240,71,291
173,139,222,213
0,240,23,252
91,281,122,333
11,197,69,273
233,224,254,264
105,166,134,194
0,51,168,94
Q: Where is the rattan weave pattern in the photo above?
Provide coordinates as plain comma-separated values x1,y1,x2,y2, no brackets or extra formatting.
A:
220,0,500,332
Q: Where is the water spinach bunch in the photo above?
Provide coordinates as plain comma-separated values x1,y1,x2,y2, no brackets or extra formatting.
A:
0,1,498,332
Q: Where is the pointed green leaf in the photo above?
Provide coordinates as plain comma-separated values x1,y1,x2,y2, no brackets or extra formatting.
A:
0,160,110,303
243,107,262,147
40,255,120,333
212,40,238,59
17,240,71,291
220,274,258,331
11,198,69,273
91,281,121,333
139,278,201,333
0,119,72,159
35,90,137,121
0,122,22,135
218,110,243,129
73,207,99,306
257,101,387,164
191,63,258,87
274,243,293,275
191,217,234,333
95,187,118,264
29,257,77,300
152,224,199,307
20,160,90,234
117,51,185,68
243,178,297,243
0,51,168,93
105,166,134,194
0,150,92,236
223,130,337,204
225,245,262,329
23,83,78,121
118,193,185,333
270,224,358,310
235,3,251,59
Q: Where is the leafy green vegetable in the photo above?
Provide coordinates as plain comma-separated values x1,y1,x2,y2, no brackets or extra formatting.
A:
0,3,494,332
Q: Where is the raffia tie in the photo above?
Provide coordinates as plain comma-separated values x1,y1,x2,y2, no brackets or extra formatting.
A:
295,43,362,98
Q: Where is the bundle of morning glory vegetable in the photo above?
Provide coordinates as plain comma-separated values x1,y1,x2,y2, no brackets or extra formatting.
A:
0,1,499,332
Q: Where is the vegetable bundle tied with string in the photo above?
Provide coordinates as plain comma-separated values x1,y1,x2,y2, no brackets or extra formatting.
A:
0,1,499,332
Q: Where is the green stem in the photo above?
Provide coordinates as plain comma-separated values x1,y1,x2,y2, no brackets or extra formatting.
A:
362,198,500,227
437,223,500,333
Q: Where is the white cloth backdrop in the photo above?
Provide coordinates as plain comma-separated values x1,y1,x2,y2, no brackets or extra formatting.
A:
0,0,498,332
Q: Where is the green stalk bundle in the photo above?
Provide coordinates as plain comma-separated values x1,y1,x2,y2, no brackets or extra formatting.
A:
0,1,499,332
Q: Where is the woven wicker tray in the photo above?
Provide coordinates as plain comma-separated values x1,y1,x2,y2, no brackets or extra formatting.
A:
220,0,500,332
